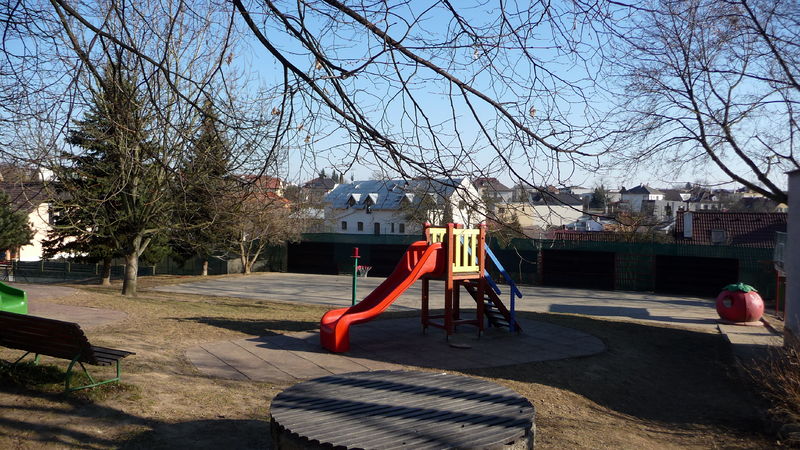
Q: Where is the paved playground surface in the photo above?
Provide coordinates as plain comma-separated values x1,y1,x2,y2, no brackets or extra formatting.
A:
187,317,605,383
13,273,781,383
154,272,722,331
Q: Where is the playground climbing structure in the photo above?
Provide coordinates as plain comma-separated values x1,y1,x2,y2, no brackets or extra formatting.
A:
320,223,522,353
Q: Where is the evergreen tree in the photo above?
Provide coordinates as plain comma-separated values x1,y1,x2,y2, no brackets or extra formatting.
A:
52,60,166,295
590,185,611,211
173,101,234,275
0,191,34,254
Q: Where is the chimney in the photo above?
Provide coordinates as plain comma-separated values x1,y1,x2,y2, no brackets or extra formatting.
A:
683,212,693,238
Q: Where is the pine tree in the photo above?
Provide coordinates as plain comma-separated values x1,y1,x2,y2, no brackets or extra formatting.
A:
173,101,234,275
0,191,34,254
51,60,164,295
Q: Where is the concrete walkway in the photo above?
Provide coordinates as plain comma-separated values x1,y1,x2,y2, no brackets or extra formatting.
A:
11,283,128,329
154,272,721,331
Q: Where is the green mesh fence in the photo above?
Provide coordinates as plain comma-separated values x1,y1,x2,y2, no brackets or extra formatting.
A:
487,237,776,299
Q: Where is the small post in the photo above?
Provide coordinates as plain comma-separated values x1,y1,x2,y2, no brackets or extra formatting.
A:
351,247,360,306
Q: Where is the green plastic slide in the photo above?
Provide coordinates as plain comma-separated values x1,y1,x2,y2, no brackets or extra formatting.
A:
0,281,27,314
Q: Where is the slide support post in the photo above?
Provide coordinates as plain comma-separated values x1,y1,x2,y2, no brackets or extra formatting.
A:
351,247,359,306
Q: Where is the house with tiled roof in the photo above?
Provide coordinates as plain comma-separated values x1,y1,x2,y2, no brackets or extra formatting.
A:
472,177,513,202
621,185,665,212
323,178,480,235
238,175,286,196
497,188,584,232
675,210,787,247
0,181,53,261
301,176,338,203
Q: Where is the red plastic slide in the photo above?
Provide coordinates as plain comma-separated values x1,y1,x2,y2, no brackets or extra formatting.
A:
320,241,444,352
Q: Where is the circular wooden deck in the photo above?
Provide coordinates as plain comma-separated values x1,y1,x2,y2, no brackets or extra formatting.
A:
270,370,535,449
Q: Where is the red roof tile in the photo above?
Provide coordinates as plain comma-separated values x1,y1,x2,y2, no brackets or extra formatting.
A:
675,211,787,248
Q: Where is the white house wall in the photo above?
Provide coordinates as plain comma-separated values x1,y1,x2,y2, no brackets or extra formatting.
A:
501,202,582,228
18,203,51,261
329,209,418,235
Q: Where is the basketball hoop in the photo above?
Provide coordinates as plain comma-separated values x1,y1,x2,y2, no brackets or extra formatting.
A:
356,265,372,278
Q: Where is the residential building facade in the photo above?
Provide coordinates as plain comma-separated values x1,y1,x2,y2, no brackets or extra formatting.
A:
323,178,481,235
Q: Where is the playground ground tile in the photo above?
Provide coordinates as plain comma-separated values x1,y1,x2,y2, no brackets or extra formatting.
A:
186,317,605,382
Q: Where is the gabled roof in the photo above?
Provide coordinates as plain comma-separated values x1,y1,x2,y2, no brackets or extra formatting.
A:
238,175,284,189
325,178,465,211
660,189,686,202
473,177,510,191
303,177,337,190
625,185,664,195
529,191,583,206
675,211,787,247
0,182,49,215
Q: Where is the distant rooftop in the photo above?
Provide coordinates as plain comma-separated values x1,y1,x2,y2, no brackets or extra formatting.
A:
529,191,583,206
675,211,787,247
473,177,510,191
324,178,465,211
0,181,49,215
625,185,664,195
303,177,337,190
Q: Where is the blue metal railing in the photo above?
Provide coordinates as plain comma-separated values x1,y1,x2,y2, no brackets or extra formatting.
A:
460,236,523,331
484,245,523,331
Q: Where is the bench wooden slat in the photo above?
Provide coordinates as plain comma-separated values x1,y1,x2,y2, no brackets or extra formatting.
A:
91,346,135,358
0,311,134,366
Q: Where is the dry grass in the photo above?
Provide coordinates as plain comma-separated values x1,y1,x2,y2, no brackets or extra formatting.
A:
749,345,800,446
0,278,782,448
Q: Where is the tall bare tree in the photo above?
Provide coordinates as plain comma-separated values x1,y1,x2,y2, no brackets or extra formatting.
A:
11,0,281,295
610,0,799,203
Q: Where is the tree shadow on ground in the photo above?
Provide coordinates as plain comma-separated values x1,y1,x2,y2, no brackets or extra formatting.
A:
176,310,416,335
464,312,766,432
0,371,269,449
175,310,766,436
120,419,268,449
0,382,150,448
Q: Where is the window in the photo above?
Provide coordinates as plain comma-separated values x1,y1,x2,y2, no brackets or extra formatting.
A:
399,223,405,233
710,229,726,244
357,221,364,231
391,223,395,233
341,221,347,231
374,223,380,235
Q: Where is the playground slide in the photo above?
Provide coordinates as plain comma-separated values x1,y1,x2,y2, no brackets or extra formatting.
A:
0,281,27,314
320,241,444,352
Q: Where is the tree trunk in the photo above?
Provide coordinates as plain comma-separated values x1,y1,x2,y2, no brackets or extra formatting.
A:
101,256,112,286
243,260,252,275
122,252,139,296
201,259,208,276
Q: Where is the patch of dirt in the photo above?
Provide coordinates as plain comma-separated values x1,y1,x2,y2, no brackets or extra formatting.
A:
0,281,781,448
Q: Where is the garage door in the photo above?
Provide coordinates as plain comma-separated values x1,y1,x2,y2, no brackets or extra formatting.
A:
655,255,738,297
541,249,615,290
287,242,338,274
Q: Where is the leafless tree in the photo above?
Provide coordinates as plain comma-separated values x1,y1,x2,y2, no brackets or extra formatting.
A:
4,0,283,295
609,0,800,203
2,0,644,255
6,1,616,185
227,187,303,275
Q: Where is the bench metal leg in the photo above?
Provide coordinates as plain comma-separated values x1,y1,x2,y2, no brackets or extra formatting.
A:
65,357,122,392
12,352,40,366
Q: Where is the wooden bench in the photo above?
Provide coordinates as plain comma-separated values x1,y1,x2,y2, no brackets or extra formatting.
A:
0,311,135,392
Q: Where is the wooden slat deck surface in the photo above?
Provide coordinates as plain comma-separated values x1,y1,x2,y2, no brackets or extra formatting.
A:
270,370,535,449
